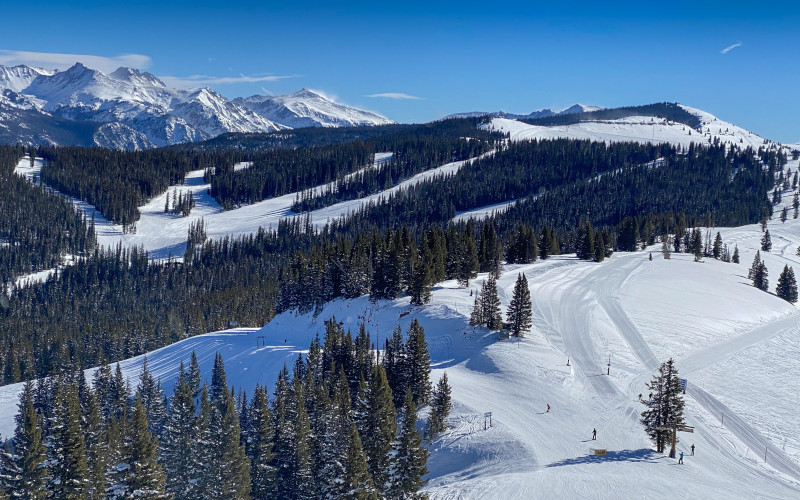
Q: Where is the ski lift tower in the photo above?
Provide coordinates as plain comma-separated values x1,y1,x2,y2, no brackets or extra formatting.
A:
655,422,694,458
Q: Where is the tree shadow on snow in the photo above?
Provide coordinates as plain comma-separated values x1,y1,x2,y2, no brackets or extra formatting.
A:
546,449,660,468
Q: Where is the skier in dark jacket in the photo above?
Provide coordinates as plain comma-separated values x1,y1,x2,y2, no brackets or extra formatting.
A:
592,428,596,440
691,444,695,456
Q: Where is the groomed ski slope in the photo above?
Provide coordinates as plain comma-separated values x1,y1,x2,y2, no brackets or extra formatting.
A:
3,209,800,497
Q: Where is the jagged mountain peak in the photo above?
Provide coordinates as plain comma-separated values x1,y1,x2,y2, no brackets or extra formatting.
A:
109,67,166,88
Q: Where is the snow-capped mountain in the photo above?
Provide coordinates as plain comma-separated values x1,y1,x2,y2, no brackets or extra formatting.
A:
0,65,55,93
445,103,604,121
0,63,392,149
234,88,392,128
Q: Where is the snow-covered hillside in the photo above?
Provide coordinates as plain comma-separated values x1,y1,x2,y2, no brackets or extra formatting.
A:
0,63,391,149
484,104,776,151
4,208,800,497
13,151,480,260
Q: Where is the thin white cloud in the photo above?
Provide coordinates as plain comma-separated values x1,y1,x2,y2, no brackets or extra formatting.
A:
0,50,151,72
366,92,423,100
159,73,300,88
721,42,743,54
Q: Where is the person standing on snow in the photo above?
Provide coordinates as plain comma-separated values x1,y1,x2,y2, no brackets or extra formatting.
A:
592,428,597,440
546,404,550,413
678,452,684,464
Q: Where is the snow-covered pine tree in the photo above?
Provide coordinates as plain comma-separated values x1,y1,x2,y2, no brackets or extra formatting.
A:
506,273,532,337
136,357,166,438
48,382,89,499
246,386,276,499
732,245,740,264
426,372,452,441
8,382,47,499
388,392,428,499
640,358,685,453
342,424,377,500
162,364,198,500
114,395,168,499
776,265,798,303
362,365,396,495
781,206,789,223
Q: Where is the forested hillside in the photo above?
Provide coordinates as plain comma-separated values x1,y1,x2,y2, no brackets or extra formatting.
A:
0,132,786,382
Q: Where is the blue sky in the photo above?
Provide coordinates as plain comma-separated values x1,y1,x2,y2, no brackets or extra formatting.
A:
2,1,798,142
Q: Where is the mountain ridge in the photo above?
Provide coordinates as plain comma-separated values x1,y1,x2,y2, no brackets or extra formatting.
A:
0,63,392,149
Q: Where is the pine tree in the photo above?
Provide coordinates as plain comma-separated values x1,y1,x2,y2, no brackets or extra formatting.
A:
640,358,685,454
753,260,769,292
388,392,428,499
10,382,47,499
506,273,532,337
781,206,788,223
162,364,198,499
409,247,432,306
776,265,798,303
691,228,703,262
594,234,606,263
748,251,761,280
404,320,432,407
469,292,483,327
426,372,452,441
136,357,166,438
761,229,772,252
362,365,396,495
480,276,503,331
118,395,168,498
49,382,89,500
84,390,107,500
247,386,276,499
206,354,251,499
732,245,740,264
712,232,723,259
342,425,377,500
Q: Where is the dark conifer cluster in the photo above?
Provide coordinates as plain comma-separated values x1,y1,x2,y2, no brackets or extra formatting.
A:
0,146,95,284
0,318,439,499
37,146,242,229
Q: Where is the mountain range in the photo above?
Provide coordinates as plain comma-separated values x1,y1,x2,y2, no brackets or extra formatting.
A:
0,63,392,149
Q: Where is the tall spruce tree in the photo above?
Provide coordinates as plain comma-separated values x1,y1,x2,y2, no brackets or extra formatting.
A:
480,276,503,331
118,395,168,499
10,382,47,499
506,273,532,337
342,425,377,500
405,320,432,407
776,265,798,303
48,382,89,500
640,359,685,454
388,392,428,499
363,365,397,495
426,372,452,441
162,364,198,500
247,386,276,498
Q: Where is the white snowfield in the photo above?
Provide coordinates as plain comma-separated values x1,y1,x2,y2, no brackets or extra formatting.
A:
485,104,776,151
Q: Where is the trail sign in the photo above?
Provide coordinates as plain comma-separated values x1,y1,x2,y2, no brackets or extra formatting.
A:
593,449,607,456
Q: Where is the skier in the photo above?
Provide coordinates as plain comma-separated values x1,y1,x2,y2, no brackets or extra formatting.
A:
678,452,684,464
691,444,695,456
592,428,596,440
546,404,550,413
